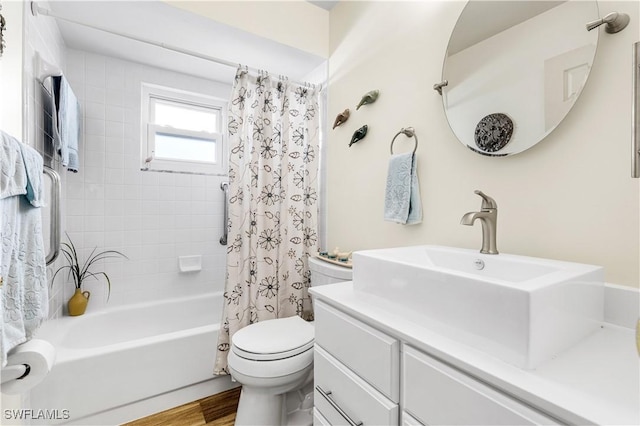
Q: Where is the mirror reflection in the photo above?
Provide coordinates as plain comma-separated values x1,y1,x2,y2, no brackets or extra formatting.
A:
442,0,600,156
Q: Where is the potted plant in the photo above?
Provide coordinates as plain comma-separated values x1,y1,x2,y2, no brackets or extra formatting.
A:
53,234,127,316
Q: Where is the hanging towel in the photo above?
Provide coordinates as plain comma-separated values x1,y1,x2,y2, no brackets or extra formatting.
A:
0,142,48,368
48,81,65,167
53,76,81,172
0,196,49,367
384,152,422,225
19,143,45,207
0,131,28,199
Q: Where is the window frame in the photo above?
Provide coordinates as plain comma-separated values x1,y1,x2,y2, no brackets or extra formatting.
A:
141,83,227,175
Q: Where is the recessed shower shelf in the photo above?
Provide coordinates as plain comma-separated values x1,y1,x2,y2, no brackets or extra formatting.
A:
178,255,202,273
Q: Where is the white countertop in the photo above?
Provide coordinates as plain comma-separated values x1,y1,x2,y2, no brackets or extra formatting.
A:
310,282,640,425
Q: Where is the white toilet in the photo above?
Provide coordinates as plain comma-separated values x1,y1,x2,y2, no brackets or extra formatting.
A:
228,257,352,426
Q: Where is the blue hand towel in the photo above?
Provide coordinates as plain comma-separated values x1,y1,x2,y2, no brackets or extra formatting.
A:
384,152,422,225
53,76,81,172
0,130,27,199
18,142,45,207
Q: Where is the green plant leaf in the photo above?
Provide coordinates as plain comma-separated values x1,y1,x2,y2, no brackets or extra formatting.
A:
85,271,112,301
54,233,127,299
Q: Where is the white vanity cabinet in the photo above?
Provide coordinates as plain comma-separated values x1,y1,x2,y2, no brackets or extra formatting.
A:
310,281,639,426
402,345,559,425
314,300,561,426
314,300,400,425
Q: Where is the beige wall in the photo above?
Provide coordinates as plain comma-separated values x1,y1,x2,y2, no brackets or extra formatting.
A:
166,0,329,57
327,0,640,288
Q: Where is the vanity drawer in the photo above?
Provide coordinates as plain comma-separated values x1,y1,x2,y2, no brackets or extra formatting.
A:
315,301,400,401
315,345,399,426
313,407,331,426
402,345,559,425
401,410,424,426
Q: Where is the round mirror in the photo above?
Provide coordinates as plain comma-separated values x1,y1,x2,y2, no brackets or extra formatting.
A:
442,0,599,156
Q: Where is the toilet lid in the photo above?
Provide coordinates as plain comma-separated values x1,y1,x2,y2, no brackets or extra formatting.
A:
231,316,314,361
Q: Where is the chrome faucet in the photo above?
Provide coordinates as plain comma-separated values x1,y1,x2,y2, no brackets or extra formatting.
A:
461,190,499,255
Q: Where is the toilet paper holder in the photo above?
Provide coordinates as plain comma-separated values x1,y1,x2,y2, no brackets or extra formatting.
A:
1,363,31,384
1,339,56,394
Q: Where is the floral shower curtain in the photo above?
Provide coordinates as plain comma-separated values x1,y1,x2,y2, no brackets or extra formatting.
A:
214,68,320,374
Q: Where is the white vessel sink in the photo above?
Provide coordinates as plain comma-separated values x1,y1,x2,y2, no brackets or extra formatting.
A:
352,245,604,369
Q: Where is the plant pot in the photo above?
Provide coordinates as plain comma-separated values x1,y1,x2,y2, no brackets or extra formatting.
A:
68,289,91,316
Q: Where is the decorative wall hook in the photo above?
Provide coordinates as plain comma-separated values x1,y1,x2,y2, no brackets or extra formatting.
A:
356,90,379,110
349,125,368,147
333,108,350,129
433,80,448,95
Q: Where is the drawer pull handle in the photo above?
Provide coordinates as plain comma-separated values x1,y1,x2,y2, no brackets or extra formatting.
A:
316,385,364,426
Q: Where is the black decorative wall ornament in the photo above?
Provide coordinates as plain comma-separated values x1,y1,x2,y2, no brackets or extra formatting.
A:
0,2,6,58
474,113,513,153
349,125,368,147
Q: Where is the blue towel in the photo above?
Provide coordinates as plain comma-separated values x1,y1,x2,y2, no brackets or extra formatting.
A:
53,76,81,172
0,133,48,366
384,152,422,225
0,131,27,199
18,143,45,207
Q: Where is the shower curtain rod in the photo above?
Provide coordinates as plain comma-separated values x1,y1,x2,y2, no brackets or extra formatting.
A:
30,2,317,88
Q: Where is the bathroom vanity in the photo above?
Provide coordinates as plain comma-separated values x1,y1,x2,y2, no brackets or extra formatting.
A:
310,265,639,425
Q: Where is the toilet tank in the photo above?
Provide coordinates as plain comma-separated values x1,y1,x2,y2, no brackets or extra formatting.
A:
308,257,352,286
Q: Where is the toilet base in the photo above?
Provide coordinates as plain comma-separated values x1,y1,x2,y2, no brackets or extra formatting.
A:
235,386,286,425
234,379,314,426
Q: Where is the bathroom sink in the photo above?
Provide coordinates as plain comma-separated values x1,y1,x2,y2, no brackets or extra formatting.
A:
352,245,604,369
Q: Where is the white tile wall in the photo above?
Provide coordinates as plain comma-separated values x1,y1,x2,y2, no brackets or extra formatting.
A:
22,0,68,319
59,49,232,312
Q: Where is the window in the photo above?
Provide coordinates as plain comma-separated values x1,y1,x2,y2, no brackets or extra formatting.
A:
141,84,226,174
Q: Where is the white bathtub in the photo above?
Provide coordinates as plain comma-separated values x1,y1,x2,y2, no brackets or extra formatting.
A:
30,292,236,425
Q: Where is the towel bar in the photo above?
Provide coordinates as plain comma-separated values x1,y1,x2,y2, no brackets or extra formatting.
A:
43,166,61,265
390,127,418,155
220,181,229,245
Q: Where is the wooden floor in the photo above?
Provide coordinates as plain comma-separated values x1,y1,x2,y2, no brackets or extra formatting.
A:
123,387,241,426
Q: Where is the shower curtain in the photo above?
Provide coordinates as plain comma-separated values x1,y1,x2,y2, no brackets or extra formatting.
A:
214,68,320,374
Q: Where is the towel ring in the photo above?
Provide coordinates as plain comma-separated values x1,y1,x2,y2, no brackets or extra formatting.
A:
390,127,418,155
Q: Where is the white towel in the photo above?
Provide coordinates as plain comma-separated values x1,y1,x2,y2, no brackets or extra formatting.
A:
0,131,28,200
0,154,48,366
53,76,81,172
384,152,422,225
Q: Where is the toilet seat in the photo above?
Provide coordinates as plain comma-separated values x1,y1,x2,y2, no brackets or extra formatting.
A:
229,316,315,379
228,346,314,379
231,316,314,361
